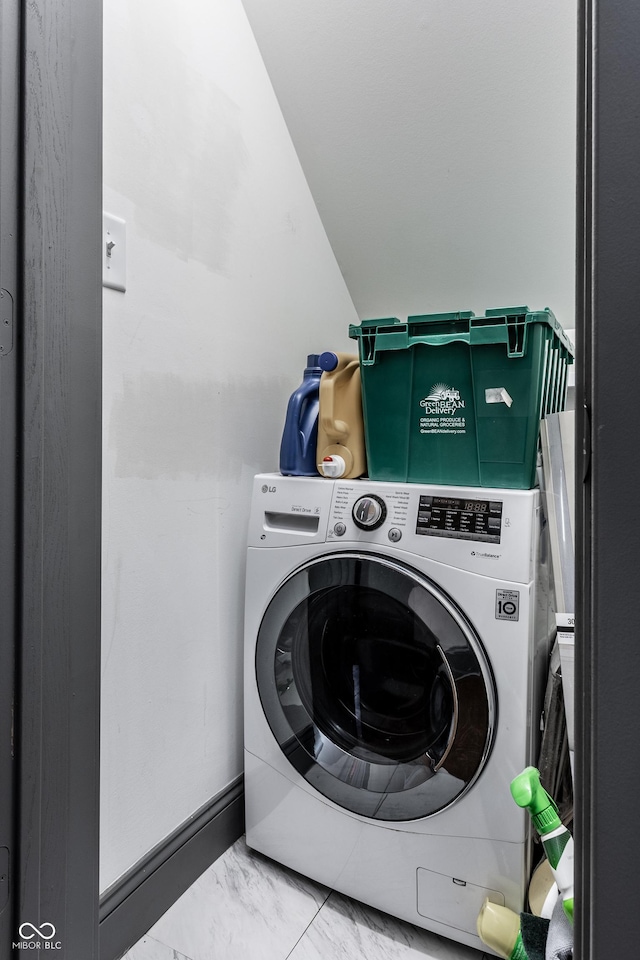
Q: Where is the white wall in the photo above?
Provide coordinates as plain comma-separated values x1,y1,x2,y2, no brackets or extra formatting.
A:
101,0,357,891
242,0,577,329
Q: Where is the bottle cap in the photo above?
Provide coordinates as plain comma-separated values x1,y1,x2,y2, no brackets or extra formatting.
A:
319,351,339,372
304,354,322,375
319,455,346,478
477,899,522,958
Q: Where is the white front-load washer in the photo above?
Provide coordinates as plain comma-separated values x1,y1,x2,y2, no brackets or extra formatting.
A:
244,473,553,953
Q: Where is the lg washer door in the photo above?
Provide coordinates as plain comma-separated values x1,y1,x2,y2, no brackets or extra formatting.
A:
256,553,496,821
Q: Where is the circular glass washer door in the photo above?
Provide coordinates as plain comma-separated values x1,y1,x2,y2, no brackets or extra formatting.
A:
256,552,496,821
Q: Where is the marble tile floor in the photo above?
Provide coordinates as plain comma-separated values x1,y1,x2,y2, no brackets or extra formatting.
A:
123,836,491,960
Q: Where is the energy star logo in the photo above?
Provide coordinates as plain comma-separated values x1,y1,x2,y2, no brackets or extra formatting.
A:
13,922,62,951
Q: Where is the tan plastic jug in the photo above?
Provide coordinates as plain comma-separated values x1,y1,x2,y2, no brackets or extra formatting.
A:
316,352,366,479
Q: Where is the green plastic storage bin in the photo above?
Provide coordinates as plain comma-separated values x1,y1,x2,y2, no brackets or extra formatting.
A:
349,306,574,489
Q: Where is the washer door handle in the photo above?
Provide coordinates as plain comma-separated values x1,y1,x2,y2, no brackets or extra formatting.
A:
432,645,459,773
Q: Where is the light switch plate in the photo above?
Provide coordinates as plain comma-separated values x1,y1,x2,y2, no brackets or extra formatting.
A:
103,212,126,292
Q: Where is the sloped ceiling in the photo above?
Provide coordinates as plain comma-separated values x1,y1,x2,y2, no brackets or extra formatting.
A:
241,0,577,327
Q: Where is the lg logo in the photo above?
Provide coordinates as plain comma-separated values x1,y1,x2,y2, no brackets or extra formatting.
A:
261,484,276,494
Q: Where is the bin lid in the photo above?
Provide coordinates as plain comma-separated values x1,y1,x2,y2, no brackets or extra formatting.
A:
349,306,574,361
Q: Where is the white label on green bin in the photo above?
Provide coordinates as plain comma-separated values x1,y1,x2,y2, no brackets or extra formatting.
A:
419,383,467,435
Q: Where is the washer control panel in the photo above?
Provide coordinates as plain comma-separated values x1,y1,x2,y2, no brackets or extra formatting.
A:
250,474,539,585
323,479,534,580
416,495,503,544
330,485,504,545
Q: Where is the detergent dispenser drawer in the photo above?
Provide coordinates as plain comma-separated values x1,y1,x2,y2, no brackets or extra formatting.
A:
417,867,504,934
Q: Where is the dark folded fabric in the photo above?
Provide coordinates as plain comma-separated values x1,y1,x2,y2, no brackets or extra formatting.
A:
520,911,551,960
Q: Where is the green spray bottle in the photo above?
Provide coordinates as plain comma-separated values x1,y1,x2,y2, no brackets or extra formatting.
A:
510,767,574,923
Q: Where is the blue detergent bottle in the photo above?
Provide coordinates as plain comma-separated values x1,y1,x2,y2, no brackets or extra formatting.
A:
279,355,322,476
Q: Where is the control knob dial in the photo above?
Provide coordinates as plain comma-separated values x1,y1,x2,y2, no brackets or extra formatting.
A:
352,494,387,531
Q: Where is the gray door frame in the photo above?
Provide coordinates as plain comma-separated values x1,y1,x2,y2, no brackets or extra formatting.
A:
0,1,21,954
16,1,102,958
575,1,640,957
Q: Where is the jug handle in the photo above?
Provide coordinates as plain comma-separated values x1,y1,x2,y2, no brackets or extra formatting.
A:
284,378,320,456
320,370,349,442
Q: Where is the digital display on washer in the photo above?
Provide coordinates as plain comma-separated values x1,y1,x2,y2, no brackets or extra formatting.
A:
416,495,503,543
